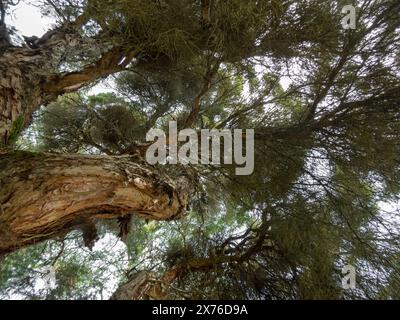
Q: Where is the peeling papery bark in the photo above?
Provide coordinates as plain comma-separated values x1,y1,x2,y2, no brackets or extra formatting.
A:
0,152,191,255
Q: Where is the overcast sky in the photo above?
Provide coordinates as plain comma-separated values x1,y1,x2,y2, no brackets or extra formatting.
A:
6,1,53,37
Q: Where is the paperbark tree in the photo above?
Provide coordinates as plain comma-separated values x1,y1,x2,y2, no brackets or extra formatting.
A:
1,0,400,300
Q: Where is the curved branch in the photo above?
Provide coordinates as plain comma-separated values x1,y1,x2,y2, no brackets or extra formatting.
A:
44,48,136,95
112,223,272,300
0,151,192,255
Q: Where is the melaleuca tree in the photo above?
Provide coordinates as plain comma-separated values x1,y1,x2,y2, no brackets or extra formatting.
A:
1,0,400,300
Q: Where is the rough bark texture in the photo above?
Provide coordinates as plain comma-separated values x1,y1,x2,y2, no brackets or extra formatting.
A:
0,49,43,146
0,24,82,145
0,151,191,255
111,258,235,300
111,269,181,300
0,21,133,146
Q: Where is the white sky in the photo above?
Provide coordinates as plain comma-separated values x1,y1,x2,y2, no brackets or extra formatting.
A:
6,2,53,37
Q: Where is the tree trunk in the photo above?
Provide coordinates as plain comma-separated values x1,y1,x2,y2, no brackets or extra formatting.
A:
0,25,133,146
111,258,236,300
0,48,45,146
0,151,191,255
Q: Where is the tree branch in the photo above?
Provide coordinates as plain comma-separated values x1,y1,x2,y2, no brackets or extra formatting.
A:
183,61,220,128
112,222,272,300
0,151,192,255
44,48,136,95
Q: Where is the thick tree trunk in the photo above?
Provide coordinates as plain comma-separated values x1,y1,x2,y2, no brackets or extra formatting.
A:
0,48,45,146
0,151,191,255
